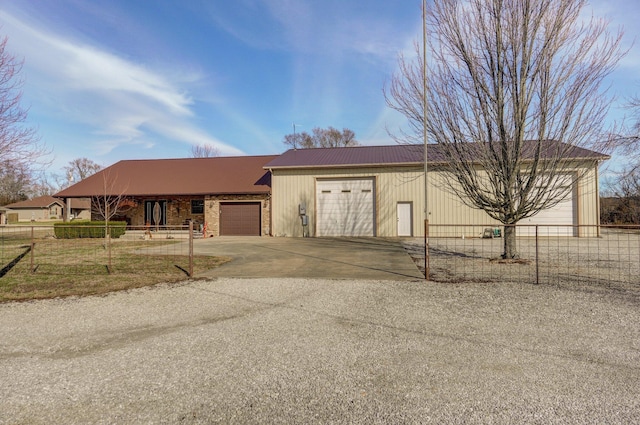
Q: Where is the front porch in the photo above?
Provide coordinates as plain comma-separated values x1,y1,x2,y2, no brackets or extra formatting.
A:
98,194,271,237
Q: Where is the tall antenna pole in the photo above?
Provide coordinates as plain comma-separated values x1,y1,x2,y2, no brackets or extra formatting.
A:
293,123,297,150
422,0,430,281
293,123,303,150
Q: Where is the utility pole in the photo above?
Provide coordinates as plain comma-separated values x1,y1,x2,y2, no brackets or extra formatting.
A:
422,0,430,281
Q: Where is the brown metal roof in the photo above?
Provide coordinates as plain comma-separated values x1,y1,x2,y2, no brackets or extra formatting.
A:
67,198,91,209
3,196,64,209
264,145,429,168
264,142,609,169
55,155,277,198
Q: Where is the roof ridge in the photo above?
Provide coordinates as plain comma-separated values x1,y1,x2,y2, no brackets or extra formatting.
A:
114,154,279,163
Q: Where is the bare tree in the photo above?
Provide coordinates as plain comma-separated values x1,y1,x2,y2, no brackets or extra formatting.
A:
0,36,48,181
0,160,30,205
91,170,127,224
29,171,58,197
601,162,640,225
191,143,220,158
283,127,359,149
63,158,102,186
386,0,624,258
613,95,640,179
91,169,128,270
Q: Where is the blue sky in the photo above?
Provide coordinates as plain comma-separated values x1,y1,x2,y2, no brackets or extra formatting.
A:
0,0,639,175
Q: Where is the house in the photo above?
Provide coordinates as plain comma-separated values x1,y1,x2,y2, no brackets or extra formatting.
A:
1,196,65,222
264,143,607,238
55,155,277,236
67,198,92,220
55,143,607,238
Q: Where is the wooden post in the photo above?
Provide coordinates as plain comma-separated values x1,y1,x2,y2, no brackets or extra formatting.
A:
30,226,35,272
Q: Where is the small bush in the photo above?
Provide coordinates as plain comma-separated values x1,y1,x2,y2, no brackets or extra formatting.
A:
54,221,127,239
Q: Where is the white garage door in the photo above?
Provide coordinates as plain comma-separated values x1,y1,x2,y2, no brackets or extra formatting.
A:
316,179,375,237
517,196,576,237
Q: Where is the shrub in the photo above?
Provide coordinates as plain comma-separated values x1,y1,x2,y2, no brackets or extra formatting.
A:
54,221,127,239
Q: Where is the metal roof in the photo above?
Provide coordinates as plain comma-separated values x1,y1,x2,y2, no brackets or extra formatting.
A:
264,145,430,168
3,196,64,209
55,155,278,198
52,142,608,199
264,142,609,169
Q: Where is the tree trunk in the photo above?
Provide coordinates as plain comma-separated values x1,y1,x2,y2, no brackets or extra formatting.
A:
502,224,518,259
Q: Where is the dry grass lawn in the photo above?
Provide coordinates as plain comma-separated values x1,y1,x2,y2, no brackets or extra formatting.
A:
0,235,230,302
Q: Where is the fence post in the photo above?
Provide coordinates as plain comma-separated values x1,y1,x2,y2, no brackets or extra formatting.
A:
30,226,35,272
535,225,539,285
189,221,194,278
424,219,430,281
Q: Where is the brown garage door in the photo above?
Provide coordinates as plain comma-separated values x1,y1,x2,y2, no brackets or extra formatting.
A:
219,202,261,236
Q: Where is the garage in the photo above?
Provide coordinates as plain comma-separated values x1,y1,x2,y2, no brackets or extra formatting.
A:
219,202,261,236
316,178,375,237
266,144,605,238
517,195,576,237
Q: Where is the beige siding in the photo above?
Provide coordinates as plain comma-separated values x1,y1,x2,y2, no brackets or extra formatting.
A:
271,162,602,238
272,167,434,237
576,165,600,237
271,169,318,237
271,166,479,237
427,171,500,237
12,208,61,221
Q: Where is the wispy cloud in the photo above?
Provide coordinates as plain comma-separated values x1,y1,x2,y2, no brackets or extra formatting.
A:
0,9,238,161
206,0,412,62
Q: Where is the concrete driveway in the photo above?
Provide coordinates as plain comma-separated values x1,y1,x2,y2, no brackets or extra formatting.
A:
194,237,424,280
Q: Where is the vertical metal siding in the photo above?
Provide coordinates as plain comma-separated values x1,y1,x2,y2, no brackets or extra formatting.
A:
271,162,601,238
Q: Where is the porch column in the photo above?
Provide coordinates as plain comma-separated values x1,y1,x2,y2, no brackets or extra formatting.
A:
64,198,72,222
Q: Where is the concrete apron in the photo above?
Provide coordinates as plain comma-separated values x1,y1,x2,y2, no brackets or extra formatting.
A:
195,237,424,281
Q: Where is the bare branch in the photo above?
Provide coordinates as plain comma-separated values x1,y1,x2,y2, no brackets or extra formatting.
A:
0,36,49,168
63,158,102,185
385,0,624,258
90,169,128,222
191,143,220,158
283,127,360,149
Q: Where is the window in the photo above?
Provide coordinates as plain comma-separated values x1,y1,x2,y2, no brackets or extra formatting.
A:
191,200,204,214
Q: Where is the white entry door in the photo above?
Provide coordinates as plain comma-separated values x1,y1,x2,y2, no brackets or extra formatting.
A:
397,202,412,236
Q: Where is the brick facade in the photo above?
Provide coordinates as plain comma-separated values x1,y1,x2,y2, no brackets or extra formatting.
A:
111,194,271,236
204,194,270,237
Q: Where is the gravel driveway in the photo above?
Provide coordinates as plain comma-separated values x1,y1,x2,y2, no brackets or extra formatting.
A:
1,277,638,424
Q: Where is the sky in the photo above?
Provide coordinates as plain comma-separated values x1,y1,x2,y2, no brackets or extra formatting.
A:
0,0,639,177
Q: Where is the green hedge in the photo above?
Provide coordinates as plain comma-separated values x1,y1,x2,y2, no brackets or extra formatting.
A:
54,221,127,239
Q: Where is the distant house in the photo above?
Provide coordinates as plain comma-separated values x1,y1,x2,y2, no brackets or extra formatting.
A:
1,196,65,223
68,198,92,220
55,155,277,236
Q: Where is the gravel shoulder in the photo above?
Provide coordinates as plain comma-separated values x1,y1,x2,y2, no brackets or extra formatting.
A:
1,277,639,424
